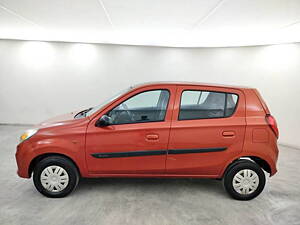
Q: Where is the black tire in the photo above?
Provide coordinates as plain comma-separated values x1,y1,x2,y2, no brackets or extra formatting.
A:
33,156,79,198
223,160,266,200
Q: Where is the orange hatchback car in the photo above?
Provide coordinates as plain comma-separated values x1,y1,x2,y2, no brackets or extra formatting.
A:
16,82,279,200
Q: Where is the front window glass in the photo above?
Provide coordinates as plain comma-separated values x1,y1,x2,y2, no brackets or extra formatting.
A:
108,90,170,125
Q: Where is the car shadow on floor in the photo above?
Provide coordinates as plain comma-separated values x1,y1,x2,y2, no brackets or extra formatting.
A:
75,177,228,198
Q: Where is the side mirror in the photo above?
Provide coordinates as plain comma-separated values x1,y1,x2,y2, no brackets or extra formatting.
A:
96,115,112,127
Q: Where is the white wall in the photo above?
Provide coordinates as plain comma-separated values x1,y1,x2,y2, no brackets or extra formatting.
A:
0,39,299,147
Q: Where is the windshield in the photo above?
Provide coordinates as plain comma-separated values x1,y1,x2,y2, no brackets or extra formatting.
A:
84,87,132,117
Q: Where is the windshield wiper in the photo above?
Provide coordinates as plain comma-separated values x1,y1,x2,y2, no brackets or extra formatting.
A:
74,107,93,119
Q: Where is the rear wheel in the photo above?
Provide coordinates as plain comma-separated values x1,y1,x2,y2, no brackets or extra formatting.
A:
223,160,266,200
33,156,79,198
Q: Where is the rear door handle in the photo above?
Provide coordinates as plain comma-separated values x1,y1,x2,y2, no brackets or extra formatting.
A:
222,131,235,137
146,134,159,141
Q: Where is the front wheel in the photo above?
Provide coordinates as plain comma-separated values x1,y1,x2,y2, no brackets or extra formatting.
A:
223,161,266,200
33,156,79,198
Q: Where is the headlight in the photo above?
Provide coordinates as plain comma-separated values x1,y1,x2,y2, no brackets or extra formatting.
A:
20,129,38,143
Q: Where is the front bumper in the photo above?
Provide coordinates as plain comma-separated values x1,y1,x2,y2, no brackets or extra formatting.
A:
15,142,33,178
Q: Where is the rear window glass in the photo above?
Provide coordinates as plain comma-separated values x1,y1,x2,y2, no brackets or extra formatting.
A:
179,90,238,120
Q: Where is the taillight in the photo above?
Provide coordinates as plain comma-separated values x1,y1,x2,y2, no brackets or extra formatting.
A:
266,114,279,138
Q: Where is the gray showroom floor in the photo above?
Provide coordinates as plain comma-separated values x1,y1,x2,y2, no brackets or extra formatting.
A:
0,125,299,225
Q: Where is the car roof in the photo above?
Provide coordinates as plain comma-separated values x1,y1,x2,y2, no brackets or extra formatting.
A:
132,81,252,90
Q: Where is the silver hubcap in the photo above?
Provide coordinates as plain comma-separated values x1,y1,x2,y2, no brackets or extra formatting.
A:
232,169,259,195
40,166,69,192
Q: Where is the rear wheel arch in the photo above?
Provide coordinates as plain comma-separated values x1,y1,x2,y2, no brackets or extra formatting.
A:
28,153,81,178
248,156,271,174
222,156,271,178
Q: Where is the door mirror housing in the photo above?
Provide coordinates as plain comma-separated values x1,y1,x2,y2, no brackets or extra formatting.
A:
96,115,112,127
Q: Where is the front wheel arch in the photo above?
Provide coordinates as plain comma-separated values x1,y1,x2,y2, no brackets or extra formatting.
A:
28,153,81,178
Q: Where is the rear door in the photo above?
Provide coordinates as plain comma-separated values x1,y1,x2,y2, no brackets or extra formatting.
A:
166,85,246,176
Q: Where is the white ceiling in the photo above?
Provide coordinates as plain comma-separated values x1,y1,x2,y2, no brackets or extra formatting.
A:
0,0,300,47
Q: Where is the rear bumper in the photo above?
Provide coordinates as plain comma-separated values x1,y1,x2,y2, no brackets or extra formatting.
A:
270,143,279,176
271,167,277,176
269,159,277,176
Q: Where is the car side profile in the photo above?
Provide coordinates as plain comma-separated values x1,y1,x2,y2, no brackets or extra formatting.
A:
15,82,279,200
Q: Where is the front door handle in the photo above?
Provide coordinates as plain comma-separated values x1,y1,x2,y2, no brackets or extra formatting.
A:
222,131,235,137
146,134,159,141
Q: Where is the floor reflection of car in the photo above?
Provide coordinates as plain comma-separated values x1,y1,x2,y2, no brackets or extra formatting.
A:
15,82,279,200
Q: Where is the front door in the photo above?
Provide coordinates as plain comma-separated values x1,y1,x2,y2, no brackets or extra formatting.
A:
166,85,246,176
86,86,176,174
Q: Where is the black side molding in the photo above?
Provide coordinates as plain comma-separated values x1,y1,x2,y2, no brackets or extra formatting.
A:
91,147,227,159
91,150,166,158
168,147,227,154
